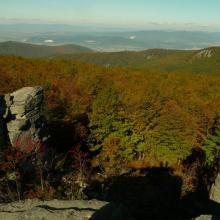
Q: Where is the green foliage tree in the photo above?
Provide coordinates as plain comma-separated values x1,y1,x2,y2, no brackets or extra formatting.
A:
204,119,220,166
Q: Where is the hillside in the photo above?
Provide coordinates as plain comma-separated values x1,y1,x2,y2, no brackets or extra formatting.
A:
0,41,93,58
58,47,220,74
1,55,220,166
1,56,220,219
2,41,220,75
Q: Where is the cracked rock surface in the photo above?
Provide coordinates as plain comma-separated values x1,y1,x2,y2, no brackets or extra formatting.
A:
0,199,133,220
0,199,108,220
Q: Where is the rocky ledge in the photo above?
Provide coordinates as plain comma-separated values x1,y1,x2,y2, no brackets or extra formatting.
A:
0,199,105,220
0,199,133,220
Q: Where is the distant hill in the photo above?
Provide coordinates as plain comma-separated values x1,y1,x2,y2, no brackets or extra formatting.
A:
0,41,93,58
24,30,220,51
58,47,220,74
2,40,220,75
1,24,220,51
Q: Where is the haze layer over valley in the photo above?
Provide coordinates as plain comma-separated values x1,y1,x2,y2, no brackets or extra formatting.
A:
1,24,220,51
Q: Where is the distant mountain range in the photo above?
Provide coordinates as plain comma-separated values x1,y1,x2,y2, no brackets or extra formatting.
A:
1,41,220,75
1,24,220,51
0,41,92,57
27,30,220,51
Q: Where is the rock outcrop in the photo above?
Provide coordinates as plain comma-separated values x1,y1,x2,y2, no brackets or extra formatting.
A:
195,49,213,59
194,215,213,220
195,173,220,220
0,199,104,220
0,199,131,220
207,173,220,220
0,87,49,152
210,173,220,204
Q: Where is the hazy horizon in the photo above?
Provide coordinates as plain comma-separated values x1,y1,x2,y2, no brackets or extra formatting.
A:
1,1,220,51
1,0,220,32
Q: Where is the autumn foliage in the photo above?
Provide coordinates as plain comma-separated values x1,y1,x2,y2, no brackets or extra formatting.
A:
0,55,220,176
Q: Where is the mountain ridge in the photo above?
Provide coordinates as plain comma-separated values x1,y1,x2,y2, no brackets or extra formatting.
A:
0,41,93,57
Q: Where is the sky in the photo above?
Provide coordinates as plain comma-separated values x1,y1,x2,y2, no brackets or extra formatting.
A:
0,0,220,30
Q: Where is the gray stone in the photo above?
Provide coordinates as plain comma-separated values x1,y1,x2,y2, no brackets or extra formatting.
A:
210,173,220,203
7,130,30,145
10,87,43,103
10,98,42,116
195,49,213,59
0,199,133,220
4,93,12,106
4,86,49,152
194,215,212,220
208,173,220,220
0,87,49,151
0,199,109,220
195,173,220,220
21,109,40,120
10,104,27,115
7,119,30,132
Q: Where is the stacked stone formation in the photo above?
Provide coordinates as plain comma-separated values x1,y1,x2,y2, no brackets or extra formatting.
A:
6,87,49,152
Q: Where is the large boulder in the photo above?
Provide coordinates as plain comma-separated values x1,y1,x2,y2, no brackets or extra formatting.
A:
5,87,49,152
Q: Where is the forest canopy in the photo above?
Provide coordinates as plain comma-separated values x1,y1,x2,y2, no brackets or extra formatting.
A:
0,55,220,174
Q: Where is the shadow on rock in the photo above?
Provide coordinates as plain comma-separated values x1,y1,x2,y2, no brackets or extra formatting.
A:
90,202,135,220
90,165,220,220
90,167,185,220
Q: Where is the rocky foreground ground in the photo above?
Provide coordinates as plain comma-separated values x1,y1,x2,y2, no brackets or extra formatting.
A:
0,199,219,220
0,199,102,220
0,199,134,220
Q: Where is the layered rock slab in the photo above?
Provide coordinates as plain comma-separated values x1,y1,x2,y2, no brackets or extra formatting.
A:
1,87,49,152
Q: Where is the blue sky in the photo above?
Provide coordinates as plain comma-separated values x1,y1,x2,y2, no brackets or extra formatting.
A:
0,0,220,29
